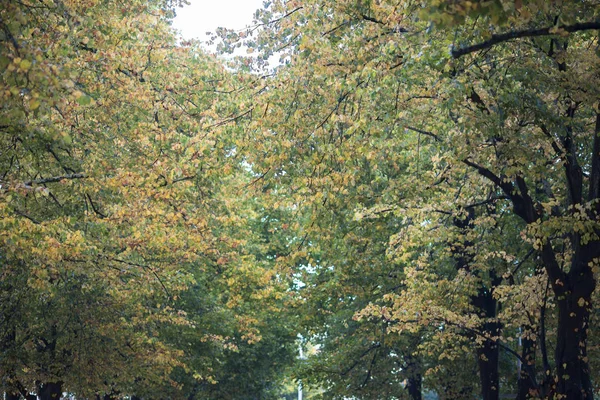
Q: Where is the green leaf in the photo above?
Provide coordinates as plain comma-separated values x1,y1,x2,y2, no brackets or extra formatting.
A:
29,98,41,110
19,59,32,71
76,94,92,105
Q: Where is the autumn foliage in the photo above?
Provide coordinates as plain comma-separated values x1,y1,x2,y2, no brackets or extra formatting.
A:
1,0,600,399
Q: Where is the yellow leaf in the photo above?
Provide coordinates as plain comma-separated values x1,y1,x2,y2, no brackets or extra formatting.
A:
19,59,32,71
29,98,40,110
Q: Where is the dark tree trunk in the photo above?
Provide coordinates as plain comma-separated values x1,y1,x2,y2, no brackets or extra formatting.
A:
553,271,595,399
476,342,499,400
404,353,422,400
548,87,599,400
539,232,597,400
515,334,536,400
38,382,63,400
473,288,500,400
453,207,501,400
6,393,21,400
406,373,422,400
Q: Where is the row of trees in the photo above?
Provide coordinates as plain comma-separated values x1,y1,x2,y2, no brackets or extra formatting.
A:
1,0,599,399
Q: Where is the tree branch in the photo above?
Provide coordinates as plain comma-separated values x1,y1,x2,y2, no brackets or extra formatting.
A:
462,159,507,191
463,159,541,223
106,256,171,299
208,108,253,129
245,167,271,188
172,175,196,184
540,242,567,295
539,124,564,157
452,21,600,58
249,7,303,33
0,15,21,55
14,209,40,224
405,126,441,142
360,14,409,33
340,342,381,376
86,193,106,218
464,195,509,209
24,173,86,186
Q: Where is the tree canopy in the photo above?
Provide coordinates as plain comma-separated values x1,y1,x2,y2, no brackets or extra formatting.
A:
1,0,599,399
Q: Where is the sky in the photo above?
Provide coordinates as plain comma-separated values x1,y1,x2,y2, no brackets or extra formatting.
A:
173,0,265,43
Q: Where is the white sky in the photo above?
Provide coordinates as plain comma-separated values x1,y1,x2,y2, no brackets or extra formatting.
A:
173,0,265,42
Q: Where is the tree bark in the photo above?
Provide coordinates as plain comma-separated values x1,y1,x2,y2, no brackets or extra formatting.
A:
553,254,595,399
515,333,536,400
473,288,500,400
406,374,422,400
38,382,63,400
453,207,501,400
404,353,422,400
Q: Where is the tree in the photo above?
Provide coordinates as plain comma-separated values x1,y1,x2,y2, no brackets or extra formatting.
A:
1,0,296,398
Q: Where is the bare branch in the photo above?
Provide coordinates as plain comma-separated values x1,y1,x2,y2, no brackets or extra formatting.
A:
173,175,196,184
462,159,505,189
245,167,271,188
249,7,303,33
340,342,381,377
208,108,253,129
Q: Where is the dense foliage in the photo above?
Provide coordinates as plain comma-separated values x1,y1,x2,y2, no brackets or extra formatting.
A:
1,0,599,399
0,0,294,398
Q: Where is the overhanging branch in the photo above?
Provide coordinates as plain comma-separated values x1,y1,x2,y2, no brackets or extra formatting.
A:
452,20,600,58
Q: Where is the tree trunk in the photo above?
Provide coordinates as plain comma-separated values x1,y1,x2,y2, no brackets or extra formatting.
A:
404,354,422,400
453,207,501,400
476,342,499,400
515,334,536,400
543,233,597,400
38,382,63,400
472,291,500,400
554,288,594,398
406,373,422,400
